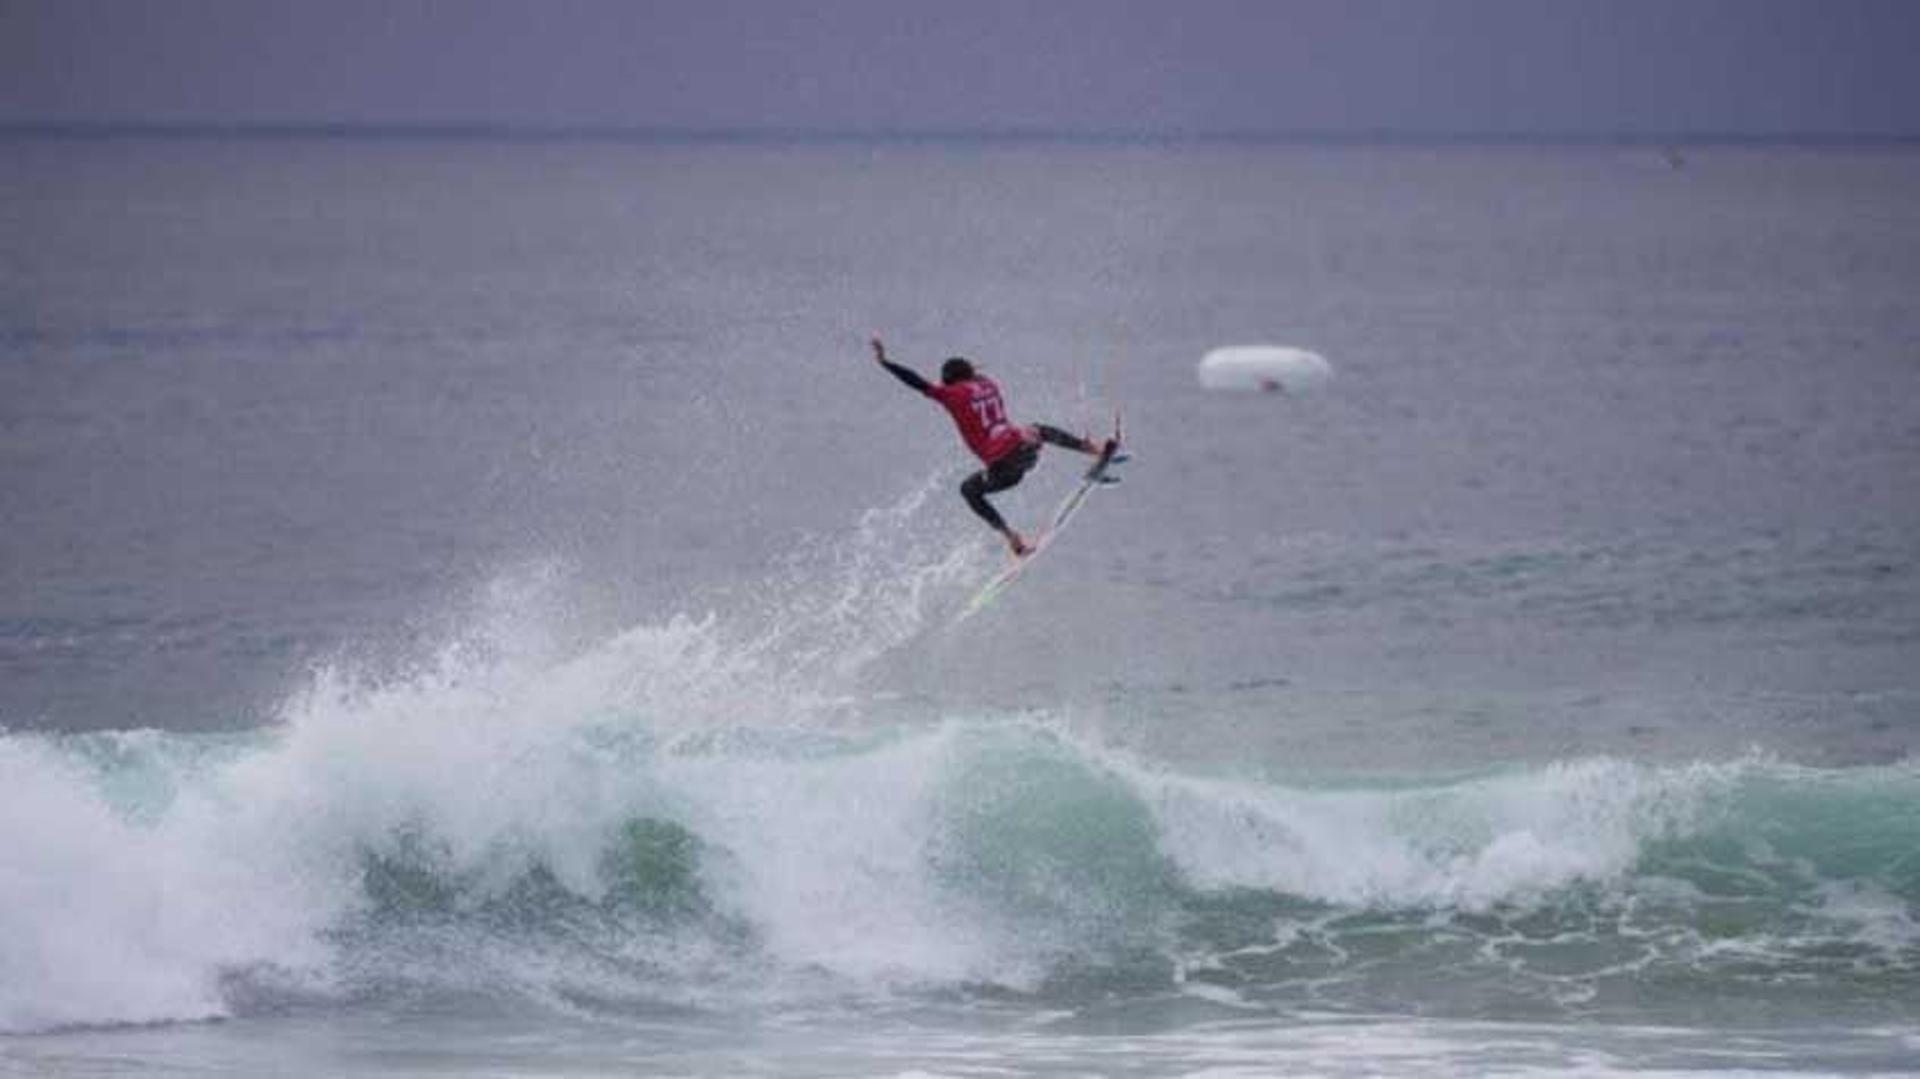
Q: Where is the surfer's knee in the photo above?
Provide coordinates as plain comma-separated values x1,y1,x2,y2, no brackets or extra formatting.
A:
960,474,994,516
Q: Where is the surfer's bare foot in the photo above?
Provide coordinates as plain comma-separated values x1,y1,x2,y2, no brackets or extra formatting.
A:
1007,531,1032,557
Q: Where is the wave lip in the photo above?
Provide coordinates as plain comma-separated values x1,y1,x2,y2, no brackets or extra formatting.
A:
1144,756,1721,910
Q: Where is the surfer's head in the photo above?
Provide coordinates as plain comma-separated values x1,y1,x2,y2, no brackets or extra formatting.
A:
940,357,975,385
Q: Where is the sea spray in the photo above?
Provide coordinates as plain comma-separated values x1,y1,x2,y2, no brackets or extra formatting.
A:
731,472,984,684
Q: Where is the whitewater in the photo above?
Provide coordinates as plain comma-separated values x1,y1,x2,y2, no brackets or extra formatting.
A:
5,135,1919,1074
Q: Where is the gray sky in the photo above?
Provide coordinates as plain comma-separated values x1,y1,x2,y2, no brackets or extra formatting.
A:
5,0,1919,137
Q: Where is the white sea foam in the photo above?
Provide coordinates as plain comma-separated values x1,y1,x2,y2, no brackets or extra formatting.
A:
0,734,336,1032
1133,755,1735,910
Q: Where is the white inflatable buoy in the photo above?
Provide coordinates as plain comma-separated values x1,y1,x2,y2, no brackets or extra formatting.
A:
1197,346,1334,395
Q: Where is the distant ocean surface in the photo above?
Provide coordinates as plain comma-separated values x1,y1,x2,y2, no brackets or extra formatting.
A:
3,134,1918,1076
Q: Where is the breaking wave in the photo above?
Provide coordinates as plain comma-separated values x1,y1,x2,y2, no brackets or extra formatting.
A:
3,486,1916,1034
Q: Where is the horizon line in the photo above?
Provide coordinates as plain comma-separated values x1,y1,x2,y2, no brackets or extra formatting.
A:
5,120,1919,147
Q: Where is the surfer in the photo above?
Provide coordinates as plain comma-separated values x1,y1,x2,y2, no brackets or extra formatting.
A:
871,336,1114,557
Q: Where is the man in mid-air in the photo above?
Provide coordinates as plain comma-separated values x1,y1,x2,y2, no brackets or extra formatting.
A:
871,336,1116,557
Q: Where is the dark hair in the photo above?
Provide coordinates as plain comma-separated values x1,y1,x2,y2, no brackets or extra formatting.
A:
940,357,975,384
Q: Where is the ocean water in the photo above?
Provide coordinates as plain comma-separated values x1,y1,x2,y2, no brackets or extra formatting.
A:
3,135,1918,1075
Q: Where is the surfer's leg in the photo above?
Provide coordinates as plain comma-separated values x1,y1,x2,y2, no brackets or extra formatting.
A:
1036,420,1121,453
960,471,1013,531
1033,424,1103,454
1035,423,1128,464
961,449,1037,555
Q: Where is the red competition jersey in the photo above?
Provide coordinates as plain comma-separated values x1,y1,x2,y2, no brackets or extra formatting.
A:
927,376,1027,463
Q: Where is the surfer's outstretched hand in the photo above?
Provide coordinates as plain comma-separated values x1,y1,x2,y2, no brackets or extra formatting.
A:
869,335,888,363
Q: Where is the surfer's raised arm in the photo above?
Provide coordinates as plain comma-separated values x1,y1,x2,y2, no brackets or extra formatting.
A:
871,336,934,395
